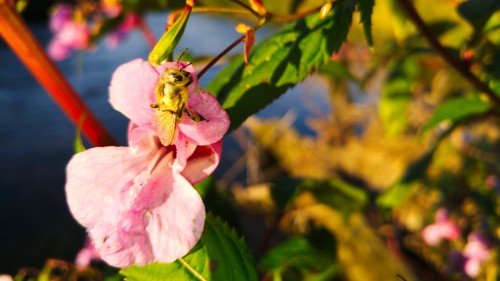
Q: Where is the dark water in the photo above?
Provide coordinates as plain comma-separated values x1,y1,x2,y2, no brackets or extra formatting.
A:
0,13,329,273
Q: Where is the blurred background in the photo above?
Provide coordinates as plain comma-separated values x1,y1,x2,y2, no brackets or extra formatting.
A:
0,0,499,280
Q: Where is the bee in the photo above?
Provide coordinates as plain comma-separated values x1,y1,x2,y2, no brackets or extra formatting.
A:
150,64,192,146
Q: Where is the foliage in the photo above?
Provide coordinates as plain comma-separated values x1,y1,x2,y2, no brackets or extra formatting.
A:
207,1,356,130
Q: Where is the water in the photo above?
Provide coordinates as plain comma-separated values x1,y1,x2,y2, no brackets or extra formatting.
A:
0,13,329,273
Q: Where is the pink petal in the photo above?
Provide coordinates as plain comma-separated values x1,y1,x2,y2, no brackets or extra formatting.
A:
75,237,101,268
47,38,70,61
109,59,158,127
464,258,481,277
66,146,205,267
181,141,222,184
49,4,72,32
173,132,198,171
146,171,205,262
57,22,89,49
439,221,460,241
422,224,442,246
128,122,159,156
178,91,230,145
66,147,144,228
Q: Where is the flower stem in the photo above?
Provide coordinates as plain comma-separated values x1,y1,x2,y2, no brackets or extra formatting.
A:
192,6,254,17
196,35,245,79
0,1,116,146
397,0,500,107
227,0,262,19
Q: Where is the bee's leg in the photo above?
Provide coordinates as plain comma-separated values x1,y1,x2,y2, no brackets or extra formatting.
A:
150,102,159,109
185,107,204,122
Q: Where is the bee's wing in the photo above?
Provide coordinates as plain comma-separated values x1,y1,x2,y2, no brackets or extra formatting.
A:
152,111,178,146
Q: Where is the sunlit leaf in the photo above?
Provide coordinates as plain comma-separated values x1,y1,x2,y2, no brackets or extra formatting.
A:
207,3,355,131
148,5,191,64
379,57,419,137
422,97,493,133
121,215,258,281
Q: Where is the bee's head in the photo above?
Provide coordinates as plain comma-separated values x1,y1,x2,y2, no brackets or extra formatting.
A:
164,68,192,87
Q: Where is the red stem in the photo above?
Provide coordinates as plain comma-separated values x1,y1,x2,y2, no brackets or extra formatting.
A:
0,1,116,147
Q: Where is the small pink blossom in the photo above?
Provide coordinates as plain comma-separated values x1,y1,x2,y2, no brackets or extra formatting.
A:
463,232,491,277
48,21,90,61
47,38,71,61
49,4,73,32
75,237,102,268
422,208,460,246
66,59,229,267
57,23,90,49
105,14,141,49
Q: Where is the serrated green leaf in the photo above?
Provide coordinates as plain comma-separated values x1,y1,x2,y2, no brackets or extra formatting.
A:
422,97,492,133
120,214,258,281
207,2,355,131
357,0,375,46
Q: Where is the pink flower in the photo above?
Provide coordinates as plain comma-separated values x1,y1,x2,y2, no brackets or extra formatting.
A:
105,14,141,49
463,232,491,277
75,237,102,268
65,59,229,267
109,59,229,149
49,4,73,32
47,38,71,61
57,22,90,49
48,22,90,61
422,209,460,246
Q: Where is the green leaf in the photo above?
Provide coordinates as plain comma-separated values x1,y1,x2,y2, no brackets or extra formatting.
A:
149,5,191,64
120,214,258,281
357,0,375,46
422,97,492,133
259,237,337,280
379,57,419,136
207,2,355,131
194,176,214,198
300,179,368,217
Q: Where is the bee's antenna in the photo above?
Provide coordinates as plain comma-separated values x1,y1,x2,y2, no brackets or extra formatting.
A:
176,48,189,68
180,62,192,70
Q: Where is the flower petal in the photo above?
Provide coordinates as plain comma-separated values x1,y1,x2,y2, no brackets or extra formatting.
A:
146,171,205,262
181,141,222,184
178,91,230,145
109,59,158,127
66,147,145,228
173,132,198,172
